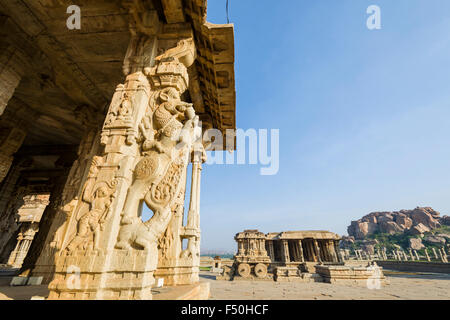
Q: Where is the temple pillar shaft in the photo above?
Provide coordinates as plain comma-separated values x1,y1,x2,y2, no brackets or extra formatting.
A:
329,240,338,263
237,241,244,255
43,32,200,300
281,240,290,263
46,71,154,300
7,236,22,266
267,241,275,260
313,239,322,263
298,240,305,262
186,162,200,228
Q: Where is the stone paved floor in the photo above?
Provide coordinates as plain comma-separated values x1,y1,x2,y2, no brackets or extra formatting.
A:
0,271,449,300
201,271,450,300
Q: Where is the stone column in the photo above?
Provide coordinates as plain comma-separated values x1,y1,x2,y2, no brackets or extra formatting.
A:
425,249,431,262
298,240,304,262
440,248,448,263
325,241,333,262
267,241,275,261
332,240,342,263
184,140,205,252
432,248,438,260
174,139,206,284
313,239,322,263
7,234,22,266
45,36,199,299
237,240,244,256
0,46,26,116
281,240,290,263
8,222,39,268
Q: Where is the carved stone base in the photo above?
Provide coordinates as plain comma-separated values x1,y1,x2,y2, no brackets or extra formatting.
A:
315,264,387,286
47,249,156,300
154,264,199,287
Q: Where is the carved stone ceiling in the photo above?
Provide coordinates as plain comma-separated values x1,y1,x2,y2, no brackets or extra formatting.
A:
0,0,235,149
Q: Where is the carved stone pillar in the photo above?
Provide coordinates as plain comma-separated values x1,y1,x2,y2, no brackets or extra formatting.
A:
28,128,99,283
425,249,431,262
45,35,199,299
267,241,275,261
0,158,28,260
0,127,26,183
8,222,39,268
313,239,322,263
332,240,341,263
7,234,22,266
46,70,154,300
298,240,305,262
281,240,290,263
0,46,26,116
237,240,244,256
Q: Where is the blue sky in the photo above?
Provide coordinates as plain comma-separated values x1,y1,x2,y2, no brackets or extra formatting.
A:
182,1,450,252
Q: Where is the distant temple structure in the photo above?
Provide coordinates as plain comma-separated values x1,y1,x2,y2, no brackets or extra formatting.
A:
221,229,385,285
230,230,343,280
265,231,343,265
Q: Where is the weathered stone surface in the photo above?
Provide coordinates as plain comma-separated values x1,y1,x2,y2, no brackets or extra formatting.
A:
436,234,450,241
440,216,450,226
379,221,404,234
223,230,342,281
339,236,355,249
408,238,425,250
409,207,441,229
0,0,236,301
348,207,443,239
396,215,413,230
348,221,378,240
315,263,386,287
423,235,446,246
409,223,431,236
361,244,375,255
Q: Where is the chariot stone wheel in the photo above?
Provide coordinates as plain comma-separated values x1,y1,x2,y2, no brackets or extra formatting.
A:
237,263,251,278
254,263,268,278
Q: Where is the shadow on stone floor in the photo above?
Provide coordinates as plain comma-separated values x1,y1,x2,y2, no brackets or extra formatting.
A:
384,271,450,280
199,273,219,280
0,284,49,300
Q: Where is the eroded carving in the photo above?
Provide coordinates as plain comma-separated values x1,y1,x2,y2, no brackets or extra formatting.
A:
66,157,118,252
115,64,200,252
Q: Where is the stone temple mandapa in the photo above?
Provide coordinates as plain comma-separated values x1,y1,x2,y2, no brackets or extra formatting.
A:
220,229,386,285
0,0,235,300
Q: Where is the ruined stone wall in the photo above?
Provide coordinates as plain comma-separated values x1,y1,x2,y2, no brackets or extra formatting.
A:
376,260,450,274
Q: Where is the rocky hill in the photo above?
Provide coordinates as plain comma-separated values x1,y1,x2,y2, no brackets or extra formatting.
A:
348,207,448,239
343,207,450,252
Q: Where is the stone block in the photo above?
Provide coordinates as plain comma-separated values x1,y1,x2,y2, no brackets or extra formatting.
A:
10,276,28,286
211,267,223,273
27,276,43,286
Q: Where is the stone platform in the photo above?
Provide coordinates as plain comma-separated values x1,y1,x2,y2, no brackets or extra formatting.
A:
0,274,210,300
375,260,450,274
315,264,387,286
153,282,210,300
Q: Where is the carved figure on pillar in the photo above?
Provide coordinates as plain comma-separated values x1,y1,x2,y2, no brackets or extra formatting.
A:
66,168,118,252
